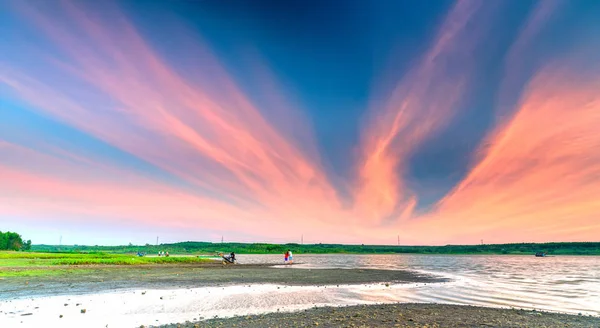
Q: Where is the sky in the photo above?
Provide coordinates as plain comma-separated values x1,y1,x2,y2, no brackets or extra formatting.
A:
1,0,599,246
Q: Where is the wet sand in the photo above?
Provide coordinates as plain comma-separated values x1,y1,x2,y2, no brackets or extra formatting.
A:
163,303,600,328
1,264,448,327
1,263,444,300
3,264,598,327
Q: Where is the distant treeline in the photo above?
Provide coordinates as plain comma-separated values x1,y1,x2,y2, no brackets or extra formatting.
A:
0,231,31,251
30,241,600,255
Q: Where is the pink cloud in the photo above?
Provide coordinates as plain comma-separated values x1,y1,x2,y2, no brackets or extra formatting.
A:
354,1,492,224
2,1,599,245
405,61,600,244
3,1,346,224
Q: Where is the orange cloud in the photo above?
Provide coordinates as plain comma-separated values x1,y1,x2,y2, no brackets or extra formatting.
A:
407,63,600,244
0,141,358,240
355,1,490,224
0,142,235,219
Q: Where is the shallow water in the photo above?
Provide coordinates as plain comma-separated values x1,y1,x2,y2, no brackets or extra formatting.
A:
240,254,600,315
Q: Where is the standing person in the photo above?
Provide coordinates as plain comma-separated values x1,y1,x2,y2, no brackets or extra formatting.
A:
284,250,289,264
288,249,293,264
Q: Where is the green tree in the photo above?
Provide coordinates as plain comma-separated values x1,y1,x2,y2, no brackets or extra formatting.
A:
0,231,25,251
0,232,6,250
23,240,32,251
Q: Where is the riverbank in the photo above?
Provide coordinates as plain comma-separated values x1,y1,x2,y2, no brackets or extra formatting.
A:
162,303,600,328
3,254,598,327
1,267,446,328
0,263,443,300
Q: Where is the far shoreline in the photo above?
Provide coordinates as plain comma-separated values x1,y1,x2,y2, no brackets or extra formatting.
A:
30,240,600,256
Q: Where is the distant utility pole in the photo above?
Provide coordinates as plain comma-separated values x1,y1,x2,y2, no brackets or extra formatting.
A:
397,235,400,246
156,236,159,246
301,234,304,245
481,239,484,245
221,236,224,243
59,235,62,246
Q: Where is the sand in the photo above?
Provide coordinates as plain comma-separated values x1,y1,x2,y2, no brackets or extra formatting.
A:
1,265,441,327
1,264,442,299
166,303,600,328
3,264,597,328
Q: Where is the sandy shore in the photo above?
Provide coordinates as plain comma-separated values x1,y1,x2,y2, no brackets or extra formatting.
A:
1,281,445,328
162,303,600,328
4,264,596,327
2,264,450,327
1,264,443,300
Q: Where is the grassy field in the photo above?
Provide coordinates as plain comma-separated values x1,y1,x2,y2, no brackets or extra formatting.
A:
0,268,97,278
0,251,215,268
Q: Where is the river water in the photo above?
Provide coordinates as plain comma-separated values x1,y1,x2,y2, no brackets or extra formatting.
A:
240,254,600,316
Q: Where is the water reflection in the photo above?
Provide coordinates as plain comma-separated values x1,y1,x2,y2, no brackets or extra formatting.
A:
239,254,600,315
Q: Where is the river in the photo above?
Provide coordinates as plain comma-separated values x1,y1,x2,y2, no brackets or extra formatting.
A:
1,254,598,327
240,253,600,316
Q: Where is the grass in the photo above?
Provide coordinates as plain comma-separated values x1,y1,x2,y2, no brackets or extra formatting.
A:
0,251,215,268
0,268,94,278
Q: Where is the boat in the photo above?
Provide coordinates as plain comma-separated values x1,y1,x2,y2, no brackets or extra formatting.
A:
535,252,546,257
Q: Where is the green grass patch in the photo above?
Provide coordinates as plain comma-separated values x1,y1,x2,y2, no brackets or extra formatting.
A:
0,258,54,267
0,251,214,268
49,256,212,266
0,251,117,259
0,268,94,278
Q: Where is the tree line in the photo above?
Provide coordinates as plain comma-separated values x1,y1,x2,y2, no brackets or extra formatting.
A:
31,241,600,255
0,231,31,251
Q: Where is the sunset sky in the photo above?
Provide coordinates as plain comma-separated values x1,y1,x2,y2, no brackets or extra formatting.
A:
1,0,599,246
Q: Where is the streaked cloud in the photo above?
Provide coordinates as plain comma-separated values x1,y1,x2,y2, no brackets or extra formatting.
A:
411,60,600,244
1,0,599,244
1,1,348,235
354,1,490,224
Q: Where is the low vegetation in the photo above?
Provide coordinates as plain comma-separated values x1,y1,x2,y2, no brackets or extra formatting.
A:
0,251,214,268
